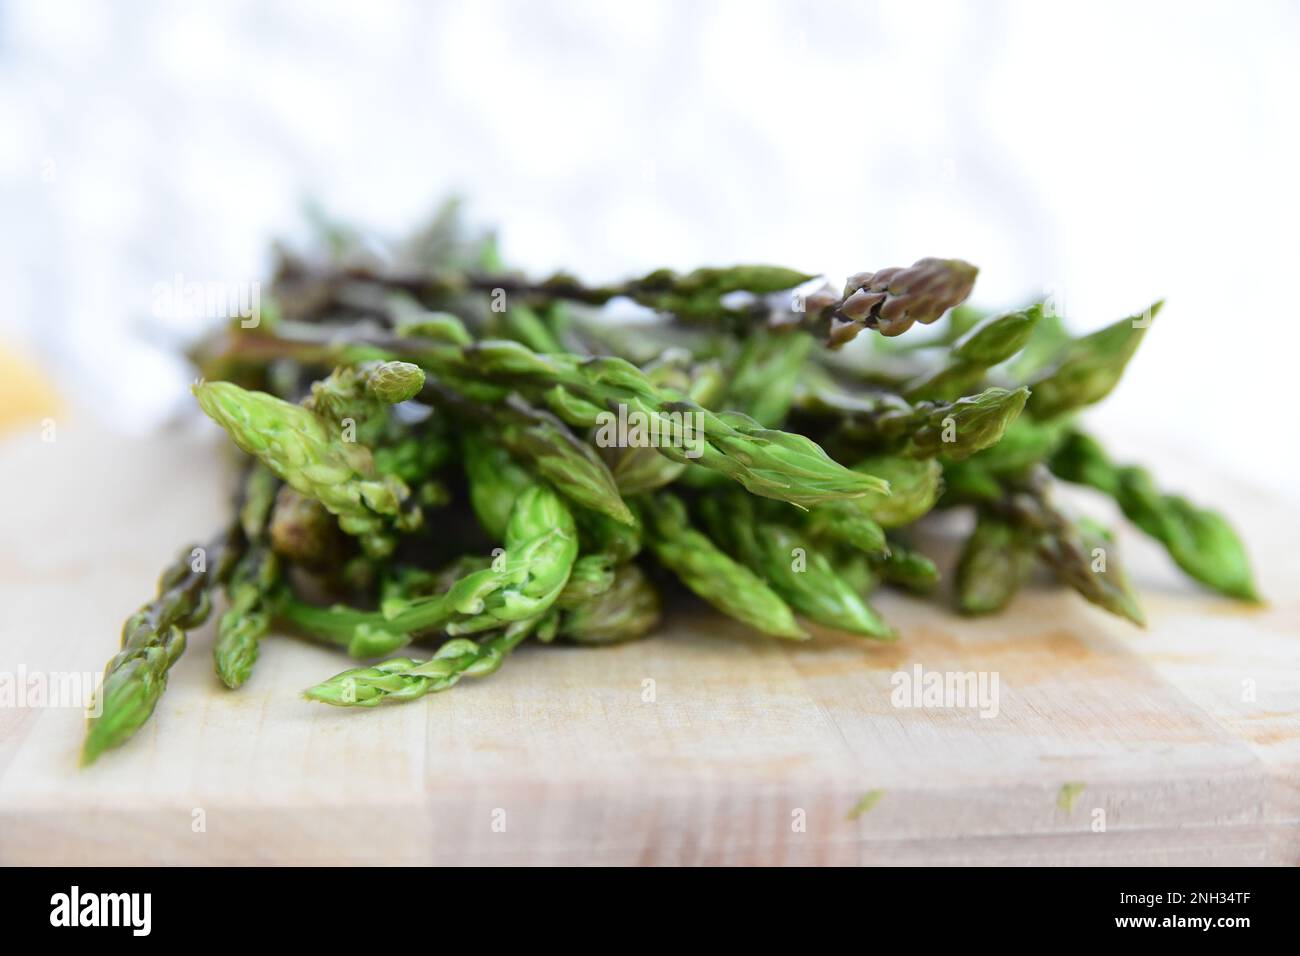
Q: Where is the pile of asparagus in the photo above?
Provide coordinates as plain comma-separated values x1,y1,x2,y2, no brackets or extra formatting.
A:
82,204,1258,763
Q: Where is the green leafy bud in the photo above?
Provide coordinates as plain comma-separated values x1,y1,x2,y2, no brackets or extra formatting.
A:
907,387,1029,460
366,361,425,404
953,304,1043,365
851,456,942,528
905,305,1042,400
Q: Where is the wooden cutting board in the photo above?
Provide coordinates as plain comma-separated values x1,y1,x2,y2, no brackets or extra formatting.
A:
0,420,1296,865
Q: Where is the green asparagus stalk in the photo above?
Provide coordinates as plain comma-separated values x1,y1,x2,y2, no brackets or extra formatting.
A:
1025,303,1161,420
282,483,579,648
438,483,579,635
461,428,532,539
600,353,726,494
903,305,1042,401
213,330,890,509
304,616,538,707
214,463,282,689
1048,430,1258,601
213,545,280,689
305,360,425,443
461,392,633,525
238,463,279,540
997,470,1145,625
460,341,891,507
555,554,617,607
641,493,807,640
699,494,894,639
276,598,414,658
848,455,944,528
194,380,413,557
805,498,889,555
574,505,643,564
819,384,1029,461
83,528,240,765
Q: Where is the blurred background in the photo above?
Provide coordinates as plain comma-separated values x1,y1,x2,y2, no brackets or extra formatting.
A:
2,0,1298,498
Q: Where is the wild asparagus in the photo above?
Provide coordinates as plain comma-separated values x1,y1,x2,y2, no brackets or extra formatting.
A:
827,258,978,346
213,545,279,689
641,493,807,640
194,381,413,557
904,305,1043,401
456,391,633,525
213,330,890,509
84,204,1262,755
699,493,894,639
214,463,281,689
1025,304,1161,420
1048,430,1258,601
871,543,940,593
83,527,240,765
994,469,1145,625
304,617,538,706
820,384,1030,461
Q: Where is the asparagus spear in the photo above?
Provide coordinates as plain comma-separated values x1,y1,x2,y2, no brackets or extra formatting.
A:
870,543,940,593
1049,430,1258,601
304,616,539,707
461,428,532,539
440,341,890,507
213,330,890,509
815,383,1030,461
994,469,1145,625
214,463,282,689
194,381,413,558
699,493,894,639
903,305,1042,401
451,391,633,526
1025,304,1161,420
554,554,617,607
641,493,807,640
600,353,725,494
213,545,280,689
726,329,815,426
827,258,978,346
83,528,241,765
280,483,579,646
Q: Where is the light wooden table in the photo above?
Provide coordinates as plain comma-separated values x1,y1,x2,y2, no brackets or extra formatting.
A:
0,421,1296,865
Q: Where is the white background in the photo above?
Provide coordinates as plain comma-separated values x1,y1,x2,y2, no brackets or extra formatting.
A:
2,0,1297,498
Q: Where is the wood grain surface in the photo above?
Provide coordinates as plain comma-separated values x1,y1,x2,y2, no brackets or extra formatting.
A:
0,421,1296,865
